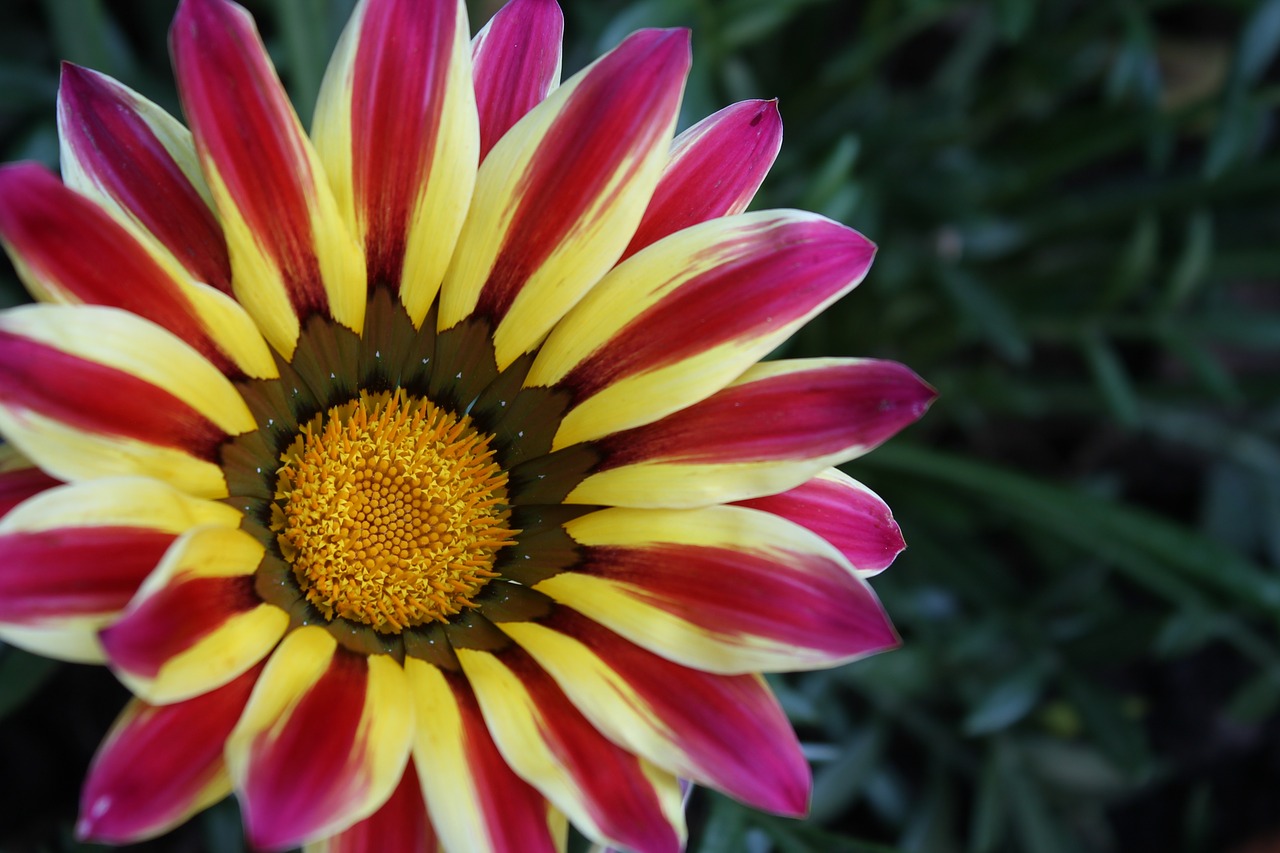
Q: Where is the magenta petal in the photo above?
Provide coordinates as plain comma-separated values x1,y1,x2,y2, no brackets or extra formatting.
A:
322,767,437,853
596,359,937,470
622,99,783,261
77,665,260,844
57,63,232,293
473,0,564,162
549,608,811,816
0,460,59,519
0,164,238,375
349,0,463,286
0,527,174,624
736,474,907,574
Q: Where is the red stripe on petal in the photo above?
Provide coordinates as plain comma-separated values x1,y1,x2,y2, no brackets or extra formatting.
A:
736,477,906,573
171,0,327,318
502,647,682,853
100,575,259,678
472,28,689,325
473,0,564,161
324,767,437,853
562,219,873,404
0,331,228,461
0,528,175,623
240,649,371,850
58,64,232,293
546,607,810,816
621,99,782,261
78,664,261,845
0,164,236,374
597,360,936,469
0,466,59,518
446,669,560,853
581,542,897,660
351,0,458,287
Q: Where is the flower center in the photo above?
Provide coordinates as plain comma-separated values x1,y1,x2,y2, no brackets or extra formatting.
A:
271,390,515,633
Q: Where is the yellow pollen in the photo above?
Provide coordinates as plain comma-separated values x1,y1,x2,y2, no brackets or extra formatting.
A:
271,390,516,632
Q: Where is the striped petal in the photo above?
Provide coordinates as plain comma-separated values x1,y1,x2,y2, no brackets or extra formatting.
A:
735,468,906,575
57,63,231,293
472,0,564,162
526,212,876,450
562,358,935,507
0,478,241,663
77,664,261,844
171,0,366,358
0,163,276,380
227,627,414,850
0,304,255,498
439,27,690,371
501,609,811,817
0,443,58,517
313,0,478,325
621,99,782,261
535,505,897,674
457,644,685,852
100,526,284,704
406,659,564,853
303,767,438,853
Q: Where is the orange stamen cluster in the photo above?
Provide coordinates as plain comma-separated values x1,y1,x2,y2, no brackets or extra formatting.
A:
272,390,515,632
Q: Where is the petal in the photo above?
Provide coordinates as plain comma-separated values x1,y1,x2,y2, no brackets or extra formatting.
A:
405,659,563,853
561,358,936,507
0,163,276,380
57,63,231,293
534,505,898,674
77,664,261,844
171,0,366,358
621,99,782,261
472,0,564,162
735,468,906,575
439,27,690,371
227,627,414,850
0,443,59,518
456,645,685,852
501,609,811,817
0,478,241,663
100,526,285,703
526,212,876,449
0,304,255,497
313,0,478,325
303,767,438,853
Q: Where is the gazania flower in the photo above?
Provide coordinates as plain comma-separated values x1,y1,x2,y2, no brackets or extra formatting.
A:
0,0,934,850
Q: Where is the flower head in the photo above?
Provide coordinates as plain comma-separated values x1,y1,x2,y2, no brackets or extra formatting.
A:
0,0,934,850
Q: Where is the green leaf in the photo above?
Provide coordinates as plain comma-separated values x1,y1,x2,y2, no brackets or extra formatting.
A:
963,661,1052,736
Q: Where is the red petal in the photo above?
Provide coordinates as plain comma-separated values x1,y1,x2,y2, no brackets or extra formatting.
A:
622,99,783,261
77,665,261,844
322,767,438,853
0,330,226,462
58,63,231,293
596,359,936,469
0,527,174,624
472,0,564,161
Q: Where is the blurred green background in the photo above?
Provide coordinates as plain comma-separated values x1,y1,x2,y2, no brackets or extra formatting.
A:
2,0,1279,851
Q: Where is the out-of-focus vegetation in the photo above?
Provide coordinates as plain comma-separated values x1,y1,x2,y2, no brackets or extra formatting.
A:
1,0,1278,851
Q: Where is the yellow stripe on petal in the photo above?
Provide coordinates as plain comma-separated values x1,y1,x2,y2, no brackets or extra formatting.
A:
0,409,229,499
0,620,106,664
0,476,239,535
227,627,413,850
